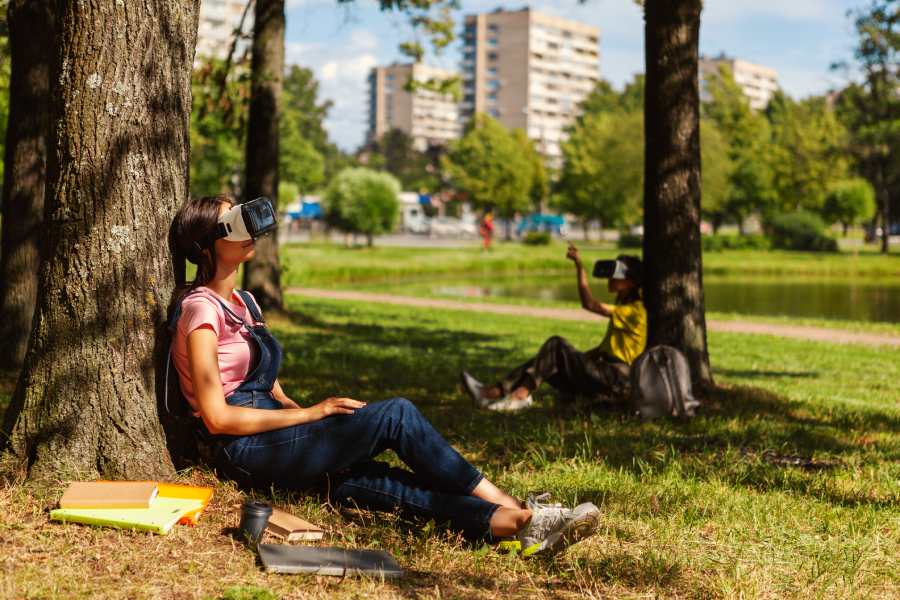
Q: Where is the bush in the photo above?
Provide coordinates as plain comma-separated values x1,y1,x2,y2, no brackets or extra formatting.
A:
323,167,400,246
768,211,838,252
618,232,642,249
522,231,551,245
702,234,770,252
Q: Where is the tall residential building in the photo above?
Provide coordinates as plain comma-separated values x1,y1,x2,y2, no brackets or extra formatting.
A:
700,54,779,111
460,8,600,160
196,0,252,62
367,63,462,151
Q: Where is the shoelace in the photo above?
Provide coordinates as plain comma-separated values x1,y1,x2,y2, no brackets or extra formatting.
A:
524,493,570,541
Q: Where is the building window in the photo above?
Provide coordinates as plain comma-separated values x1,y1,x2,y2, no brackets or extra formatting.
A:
488,52,498,61
487,79,500,90
488,37,498,47
488,24,499,33
487,67,498,77
488,93,497,101
489,108,500,118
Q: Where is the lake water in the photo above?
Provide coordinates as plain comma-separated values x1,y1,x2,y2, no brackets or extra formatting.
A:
429,276,900,324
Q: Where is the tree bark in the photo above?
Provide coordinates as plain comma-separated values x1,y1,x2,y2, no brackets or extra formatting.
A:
879,186,890,254
242,0,285,312
642,0,713,388
0,0,54,371
2,1,200,480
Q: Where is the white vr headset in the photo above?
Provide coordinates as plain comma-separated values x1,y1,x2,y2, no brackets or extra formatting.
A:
196,197,277,253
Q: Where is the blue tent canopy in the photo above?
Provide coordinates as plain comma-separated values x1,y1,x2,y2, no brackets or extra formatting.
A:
287,200,322,220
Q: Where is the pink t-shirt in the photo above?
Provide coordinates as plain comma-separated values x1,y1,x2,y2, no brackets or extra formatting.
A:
172,287,262,410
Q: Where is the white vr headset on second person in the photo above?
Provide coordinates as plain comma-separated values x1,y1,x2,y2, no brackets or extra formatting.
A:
195,197,277,254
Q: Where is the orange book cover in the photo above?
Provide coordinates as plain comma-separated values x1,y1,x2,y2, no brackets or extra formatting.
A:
156,483,214,526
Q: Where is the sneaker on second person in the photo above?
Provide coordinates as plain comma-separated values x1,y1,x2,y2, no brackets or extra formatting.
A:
460,371,491,408
517,493,601,557
485,393,534,413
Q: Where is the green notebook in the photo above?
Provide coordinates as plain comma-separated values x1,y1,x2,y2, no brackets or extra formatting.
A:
51,496,204,534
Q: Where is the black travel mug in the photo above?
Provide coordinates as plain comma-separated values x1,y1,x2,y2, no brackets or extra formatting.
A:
239,500,273,547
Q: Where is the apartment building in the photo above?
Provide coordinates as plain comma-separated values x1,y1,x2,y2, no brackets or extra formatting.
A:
196,0,252,62
700,54,779,111
367,63,462,151
460,8,600,161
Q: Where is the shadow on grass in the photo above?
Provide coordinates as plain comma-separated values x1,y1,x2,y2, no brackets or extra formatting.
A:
269,303,899,512
713,368,819,379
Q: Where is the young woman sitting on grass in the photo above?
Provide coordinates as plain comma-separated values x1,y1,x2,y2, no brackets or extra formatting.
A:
167,195,600,556
462,244,646,411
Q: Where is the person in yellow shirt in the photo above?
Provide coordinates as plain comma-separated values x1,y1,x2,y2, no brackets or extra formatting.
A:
461,243,647,411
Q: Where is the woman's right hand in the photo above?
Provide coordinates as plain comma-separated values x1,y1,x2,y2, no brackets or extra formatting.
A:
311,397,367,420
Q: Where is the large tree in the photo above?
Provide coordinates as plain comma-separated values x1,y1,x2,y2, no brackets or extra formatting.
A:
242,0,285,312
0,0,53,371
642,0,712,388
2,1,200,480
834,1,899,253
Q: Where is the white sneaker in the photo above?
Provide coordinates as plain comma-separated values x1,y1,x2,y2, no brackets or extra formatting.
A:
517,493,600,557
485,393,534,413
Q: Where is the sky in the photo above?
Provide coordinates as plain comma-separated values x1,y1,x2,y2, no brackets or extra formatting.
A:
283,0,866,151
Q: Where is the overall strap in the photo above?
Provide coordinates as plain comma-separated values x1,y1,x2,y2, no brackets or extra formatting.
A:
235,289,265,324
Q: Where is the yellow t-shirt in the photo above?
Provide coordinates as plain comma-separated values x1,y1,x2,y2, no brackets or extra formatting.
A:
597,299,647,365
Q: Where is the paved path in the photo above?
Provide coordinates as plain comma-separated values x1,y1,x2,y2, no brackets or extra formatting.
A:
286,287,900,348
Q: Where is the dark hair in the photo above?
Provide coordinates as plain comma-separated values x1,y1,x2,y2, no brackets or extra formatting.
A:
616,254,643,304
168,195,233,314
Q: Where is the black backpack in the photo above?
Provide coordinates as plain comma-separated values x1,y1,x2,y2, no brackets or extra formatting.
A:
630,346,700,419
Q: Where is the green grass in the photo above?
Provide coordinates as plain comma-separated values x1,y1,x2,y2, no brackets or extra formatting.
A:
2,264,898,598
6,296,892,598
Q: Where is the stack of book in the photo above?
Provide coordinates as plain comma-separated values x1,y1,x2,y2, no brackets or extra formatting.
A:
50,481,214,534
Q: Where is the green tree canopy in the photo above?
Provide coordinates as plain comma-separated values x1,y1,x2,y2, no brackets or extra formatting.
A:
363,128,438,192
323,167,401,245
557,110,643,229
766,93,850,213
442,113,532,235
702,64,776,227
822,177,877,234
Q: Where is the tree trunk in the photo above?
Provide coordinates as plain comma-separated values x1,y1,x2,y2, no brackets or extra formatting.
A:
582,219,590,242
1,1,200,480
642,0,713,388
879,187,890,254
242,0,285,312
0,0,54,372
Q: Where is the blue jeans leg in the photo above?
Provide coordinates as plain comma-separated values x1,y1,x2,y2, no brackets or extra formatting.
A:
223,398,495,537
329,460,500,541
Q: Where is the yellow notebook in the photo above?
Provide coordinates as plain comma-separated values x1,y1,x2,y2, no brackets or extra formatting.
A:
50,497,204,534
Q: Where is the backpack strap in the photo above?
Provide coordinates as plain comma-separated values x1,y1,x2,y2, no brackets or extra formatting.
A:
235,289,265,324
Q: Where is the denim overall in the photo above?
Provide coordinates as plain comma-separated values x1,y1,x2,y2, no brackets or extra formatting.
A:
168,288,283,484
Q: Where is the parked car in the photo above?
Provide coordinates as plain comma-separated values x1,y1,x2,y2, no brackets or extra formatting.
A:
428,216,477,238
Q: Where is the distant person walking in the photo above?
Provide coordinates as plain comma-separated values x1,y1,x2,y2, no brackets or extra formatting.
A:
479,211,495,252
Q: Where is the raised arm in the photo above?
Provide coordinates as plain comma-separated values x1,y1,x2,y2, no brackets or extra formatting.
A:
187,327,364,435
566,243,615,318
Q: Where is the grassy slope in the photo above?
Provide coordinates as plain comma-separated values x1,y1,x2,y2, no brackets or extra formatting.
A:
2,297,897,599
